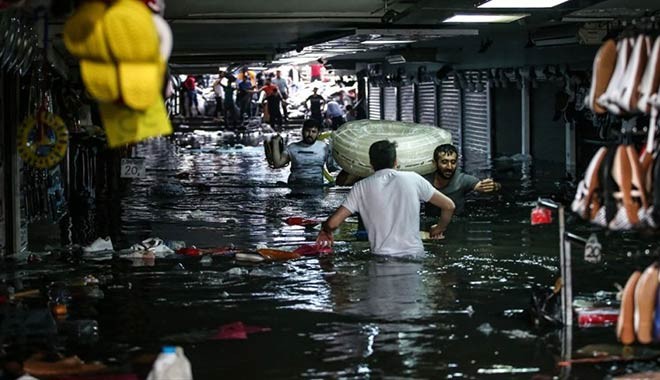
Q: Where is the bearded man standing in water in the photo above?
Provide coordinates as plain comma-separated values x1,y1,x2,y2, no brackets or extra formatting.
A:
425,144,501,217
317,140,455,256
269,118,336,187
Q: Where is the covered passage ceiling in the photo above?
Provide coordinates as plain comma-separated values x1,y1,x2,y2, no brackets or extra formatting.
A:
48,0,660,73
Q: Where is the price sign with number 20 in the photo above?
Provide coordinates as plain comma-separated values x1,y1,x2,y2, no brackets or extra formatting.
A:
120,158,146,178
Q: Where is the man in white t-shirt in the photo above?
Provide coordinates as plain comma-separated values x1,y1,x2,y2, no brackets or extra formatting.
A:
316,140,455,256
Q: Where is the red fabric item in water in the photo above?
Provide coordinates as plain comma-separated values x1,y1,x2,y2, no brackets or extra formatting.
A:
177,247,201,256
530,206,553,225
212,321,271,340
284,217,320,226
293,244,333,256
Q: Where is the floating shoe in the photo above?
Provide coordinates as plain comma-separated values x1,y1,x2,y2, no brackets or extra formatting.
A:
128,237,174,257
82,237,114,254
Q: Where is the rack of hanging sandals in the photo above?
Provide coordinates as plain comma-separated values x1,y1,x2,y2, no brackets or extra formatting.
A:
527,16,660,376
572,15,660,351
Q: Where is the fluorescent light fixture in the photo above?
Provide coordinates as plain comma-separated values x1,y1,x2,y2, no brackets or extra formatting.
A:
248,67,267,70
273,56,317,64
478,0,569,8
386,55,406,64
361,39,416,45
323,48,364,53
443,14,529,23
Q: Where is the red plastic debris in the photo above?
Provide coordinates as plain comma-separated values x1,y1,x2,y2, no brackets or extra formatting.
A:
212,321,271,340
176,247,201,256
576,308,619,328
530,206,553,225
293,244,333,256
284,217,320,226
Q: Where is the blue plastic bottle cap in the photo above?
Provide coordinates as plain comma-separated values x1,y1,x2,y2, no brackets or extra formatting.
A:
162,346,176,354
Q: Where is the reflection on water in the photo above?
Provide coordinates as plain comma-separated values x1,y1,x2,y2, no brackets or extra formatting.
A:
10,131,660,379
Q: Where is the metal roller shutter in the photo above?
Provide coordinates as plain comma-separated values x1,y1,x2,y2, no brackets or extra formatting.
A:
368,84,381,120
383,86,397,121
462,71,491,164
399,84,414,122
416,82,436,125
439,74,462,149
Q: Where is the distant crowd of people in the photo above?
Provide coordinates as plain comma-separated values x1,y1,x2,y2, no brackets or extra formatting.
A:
180,65,363,131
181,68,291,129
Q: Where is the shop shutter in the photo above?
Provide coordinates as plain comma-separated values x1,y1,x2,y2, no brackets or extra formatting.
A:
416,82,436,125
399,84,415,122
383,86,397,121
461,71,491,164
439,74,462,149
368,84,381,120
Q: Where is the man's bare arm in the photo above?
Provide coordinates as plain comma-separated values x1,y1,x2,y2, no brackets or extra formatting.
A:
428,191,455,237
270,136,290,168
317,206,353,247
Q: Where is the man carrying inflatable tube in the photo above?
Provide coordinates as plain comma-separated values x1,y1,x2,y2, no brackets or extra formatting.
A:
316,140,456,257
425,144,501,217
267,119,337,187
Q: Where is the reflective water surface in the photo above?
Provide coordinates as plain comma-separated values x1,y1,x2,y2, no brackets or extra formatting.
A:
9,131,660,379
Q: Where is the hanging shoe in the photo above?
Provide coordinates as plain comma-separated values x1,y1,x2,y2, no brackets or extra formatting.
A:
637,36,660,114
586,39,616,114
83,237,114,253
598,38,634,115
615,35,651,113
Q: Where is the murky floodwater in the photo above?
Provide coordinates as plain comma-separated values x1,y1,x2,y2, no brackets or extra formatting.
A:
6,130,660,379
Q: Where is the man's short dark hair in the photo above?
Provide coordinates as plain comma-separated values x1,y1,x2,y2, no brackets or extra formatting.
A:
302,118,321,131
369,140,397,171
434,144,458,161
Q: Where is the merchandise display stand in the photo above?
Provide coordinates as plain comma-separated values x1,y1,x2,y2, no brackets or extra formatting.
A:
537,198,589,378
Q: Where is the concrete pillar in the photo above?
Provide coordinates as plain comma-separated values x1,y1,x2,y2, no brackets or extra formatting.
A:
521,78,531,156
565,121,576,178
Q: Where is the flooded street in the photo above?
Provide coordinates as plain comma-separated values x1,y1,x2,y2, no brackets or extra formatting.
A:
8,131,658,379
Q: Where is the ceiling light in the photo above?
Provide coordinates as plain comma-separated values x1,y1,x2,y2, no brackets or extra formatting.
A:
361,39,416,45
386,55,406,64
443,14,529,23
323,48,364,53
478,0,569,8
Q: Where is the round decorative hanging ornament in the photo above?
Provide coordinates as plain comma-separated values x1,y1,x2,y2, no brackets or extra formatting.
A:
17,112,69,169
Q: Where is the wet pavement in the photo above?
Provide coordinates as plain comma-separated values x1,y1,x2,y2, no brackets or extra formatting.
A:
4,130,660,379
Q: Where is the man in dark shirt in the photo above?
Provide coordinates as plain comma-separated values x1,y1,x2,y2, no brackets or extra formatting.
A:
237,70,255,120
222,74,238,128
305,88,325,125
261,78,283,130
425,144,501,217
